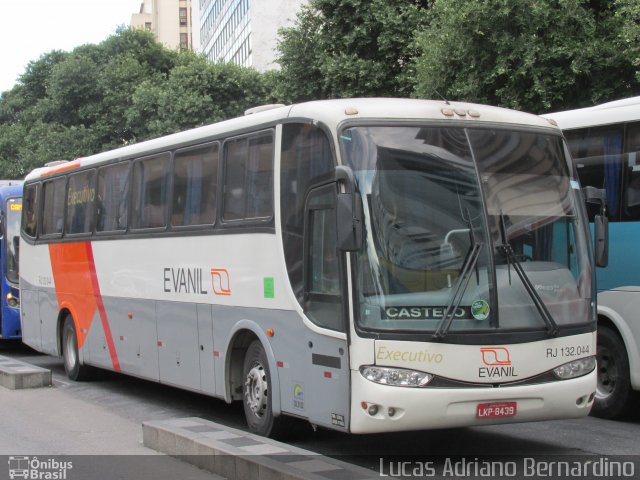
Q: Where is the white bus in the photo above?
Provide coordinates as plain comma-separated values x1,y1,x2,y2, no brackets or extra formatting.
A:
545,96,640,418
20,98,598,437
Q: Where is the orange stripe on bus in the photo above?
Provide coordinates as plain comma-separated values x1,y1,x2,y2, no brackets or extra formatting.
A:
40,159,81,177
49,242,121,371
85,242,121,371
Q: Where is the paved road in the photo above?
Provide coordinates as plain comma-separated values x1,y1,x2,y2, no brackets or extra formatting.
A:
2,340,639,476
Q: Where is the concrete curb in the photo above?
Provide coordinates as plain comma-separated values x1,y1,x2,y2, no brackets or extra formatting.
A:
0,354,52,389
143,417,377,479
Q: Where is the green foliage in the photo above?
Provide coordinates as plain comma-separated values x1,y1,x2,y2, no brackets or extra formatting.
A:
275,0,430,102
414,0,639,113
616,0,640,82
127,54,275,139
0,28,272,178
3,1,640,179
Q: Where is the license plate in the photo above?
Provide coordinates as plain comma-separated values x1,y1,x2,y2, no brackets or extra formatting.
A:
477,401,517,418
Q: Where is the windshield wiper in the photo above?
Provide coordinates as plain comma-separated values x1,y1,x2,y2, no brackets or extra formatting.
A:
497,213,559,337
434,209,483,340
433,242,483,340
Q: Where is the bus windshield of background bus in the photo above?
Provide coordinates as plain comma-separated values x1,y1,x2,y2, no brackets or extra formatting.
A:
341,126,593,334
5,198,21,285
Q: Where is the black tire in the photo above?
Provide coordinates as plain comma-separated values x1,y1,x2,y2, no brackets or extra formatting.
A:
242,340,290,438
591,326,634,419
62,316,92,381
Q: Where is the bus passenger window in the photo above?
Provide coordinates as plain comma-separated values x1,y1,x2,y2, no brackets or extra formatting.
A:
22,184,39,238
222,132,273,221
172,143,218,227
96,163,129,232
566,126,624,222
131,154,170,230
66,170,95,235
41,177,66,236
623,122,640,220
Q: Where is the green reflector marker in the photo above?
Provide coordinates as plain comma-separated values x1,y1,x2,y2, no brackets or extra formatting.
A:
264,277,275,299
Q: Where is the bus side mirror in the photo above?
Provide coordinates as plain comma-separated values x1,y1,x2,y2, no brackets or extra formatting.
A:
334,165,363,252
594,214,608,268
337,192,362,252
582,186,609,267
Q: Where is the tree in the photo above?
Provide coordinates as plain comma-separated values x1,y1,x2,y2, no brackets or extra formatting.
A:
18,51,68,106
0,28,273,178
616,0,640,82
126,53,275,141
414,0,639,113
275,0,430,102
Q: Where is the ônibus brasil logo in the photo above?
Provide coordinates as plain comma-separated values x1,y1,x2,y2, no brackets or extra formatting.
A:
8,456,73,480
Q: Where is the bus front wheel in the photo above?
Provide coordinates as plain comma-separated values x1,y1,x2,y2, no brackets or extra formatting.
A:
242,340,289,438
62,316,91,381
591,326,633,419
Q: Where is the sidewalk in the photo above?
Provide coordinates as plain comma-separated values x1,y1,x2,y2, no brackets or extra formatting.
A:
0,383,224,480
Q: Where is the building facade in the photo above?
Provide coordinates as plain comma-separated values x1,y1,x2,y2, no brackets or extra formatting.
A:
131,0,194,51
198,0,307,71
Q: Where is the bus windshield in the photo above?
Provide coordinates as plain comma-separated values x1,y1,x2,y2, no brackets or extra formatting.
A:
341,125,593,336
5,198,21,285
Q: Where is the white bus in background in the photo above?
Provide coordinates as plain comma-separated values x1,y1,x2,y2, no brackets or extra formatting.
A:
545,96,640,418
20,98,599,438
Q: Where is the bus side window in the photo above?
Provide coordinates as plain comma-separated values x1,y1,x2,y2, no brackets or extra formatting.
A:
172,143,218,227
222,131,274,222
623,122,640,220
41,177,66,237
567,126,623,222
96,162,130,233
131,153,171,230
22,183,40,238
280,123,334,303
66,169,96,235
304,185,345,333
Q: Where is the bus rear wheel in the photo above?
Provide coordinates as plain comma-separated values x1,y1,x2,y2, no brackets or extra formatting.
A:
242,340,290,438
62,315,91,381
591,326,633,419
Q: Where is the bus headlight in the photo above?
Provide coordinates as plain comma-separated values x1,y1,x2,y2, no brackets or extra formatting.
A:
6,293,18,308
360,366,433,387
553,356,596,380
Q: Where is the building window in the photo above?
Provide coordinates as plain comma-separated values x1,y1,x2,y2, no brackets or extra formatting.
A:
179,7,188,25
145,22,152,31
180,33,189,51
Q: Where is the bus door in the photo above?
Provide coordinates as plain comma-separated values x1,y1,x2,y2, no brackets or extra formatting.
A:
302,183,351,431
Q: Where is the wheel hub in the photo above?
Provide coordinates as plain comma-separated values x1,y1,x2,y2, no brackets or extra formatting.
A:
64,330,77,371
596,346,617,399
244,363,268,418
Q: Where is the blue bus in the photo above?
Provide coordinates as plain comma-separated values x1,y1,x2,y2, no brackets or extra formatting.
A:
0,182,23,340
546,96,640,418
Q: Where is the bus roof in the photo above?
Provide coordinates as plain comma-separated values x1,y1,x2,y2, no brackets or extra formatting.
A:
0,182,23,202
543,96,640,131
26,98,557,181
0,180,23,187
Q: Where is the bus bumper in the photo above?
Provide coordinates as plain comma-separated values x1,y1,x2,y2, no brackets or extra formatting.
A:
349,369,596,434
